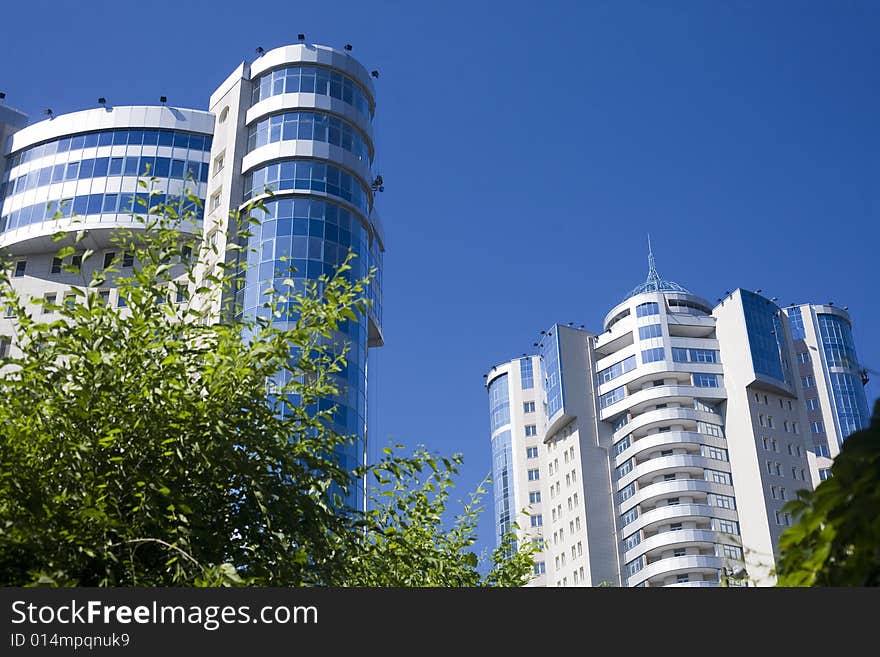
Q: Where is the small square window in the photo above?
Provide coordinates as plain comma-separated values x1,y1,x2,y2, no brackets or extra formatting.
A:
122,252,134,268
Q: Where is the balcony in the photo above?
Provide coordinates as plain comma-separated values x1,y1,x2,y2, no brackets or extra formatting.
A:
613,431,727,468
628,554,723,587
612,407,723,443
617,454,731,490
618,478,735,514
623,528,725,564
622,503,739,536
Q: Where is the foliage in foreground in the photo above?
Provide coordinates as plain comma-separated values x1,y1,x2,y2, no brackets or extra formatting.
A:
0,191,535,587
776,399,880,586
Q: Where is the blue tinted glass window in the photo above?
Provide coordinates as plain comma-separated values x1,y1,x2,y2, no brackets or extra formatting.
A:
491,429,514,547
520,357,534,389
488,374,510,432
638,324,662,339
742,291,786,382
158,130,174,146
636,302,659,317
641,347,665,363
693,373,719,388
540,331,564,419
599,385,625,409
597,355,637,385
828,372,870,440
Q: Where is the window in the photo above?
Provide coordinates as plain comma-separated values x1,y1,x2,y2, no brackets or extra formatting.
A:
811,421,824,434
676,574,689,583
706,468,730,486
672,347,720,363
712,494,736,510
50,257,62,274
533,562,545,575
759,414,765,427
669,522,683,531
0,337,10,357
625,557,643,577
613,415,629,432
798,352,810,363
665,473,676,481
529,491,541,504
806,398,820,411
71,254,82,271
702,445,728,461
64,293,76,308
571,469,577,483
525,425,537,437
175,285,186,304
527,469,540,481
660,449,673,456
673,548,686,557
117,295,127,308
715,518,739,535
209,191,221,213
764,395,769,404
636,302,659,317
599,385,626,409
41,293,56,313
801,375,815,388
616,460,632,479
573,493,578,506
766,460,774,475
213,152,225,176
667,497,680,506
722,544,743,560
767,416,774,429
641,347,665,363
530,514,543,527
526,446,539,459
772,439,778,452
575,517,581,531
523,401,535,413
596,355,637,385
638,324,662,339
800,469,806,481
784,421,790,433
103,252,116,269
771,486,778,499
819,468,832,481
13,261,26,277
780,487,787,500
787,443,794,455
693,373,719,388
565,473,571,486
621,507,638,526
122,252,134,268
623,532,641,551
793,422,800,434
98,290,110,305
815,444,831,458
762,437,769,450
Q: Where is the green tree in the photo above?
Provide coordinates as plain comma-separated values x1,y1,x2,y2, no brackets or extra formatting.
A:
0,189,534,587
776,399,880,586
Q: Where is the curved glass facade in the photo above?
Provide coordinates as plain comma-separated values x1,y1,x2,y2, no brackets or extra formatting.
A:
818,314,870,439
491,429,514,545
488,374,510,433
251,66,372,119
1,128,211,235
242,160,370,214
246,112,371,163
236,51,382,513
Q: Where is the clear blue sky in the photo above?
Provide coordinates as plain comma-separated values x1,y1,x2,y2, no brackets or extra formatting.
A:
3,0,878,566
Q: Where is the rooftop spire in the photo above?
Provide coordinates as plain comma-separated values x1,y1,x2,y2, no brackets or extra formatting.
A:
646,234,660,286
622,235,691,300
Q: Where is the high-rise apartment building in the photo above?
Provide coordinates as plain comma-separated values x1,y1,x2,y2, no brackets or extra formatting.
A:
486,251,871,587
0,43,384,510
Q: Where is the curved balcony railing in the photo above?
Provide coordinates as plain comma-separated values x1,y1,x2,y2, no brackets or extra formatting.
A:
628,554,722,587
617,454,731,490
614,431,727,468
623,528,725,564
622,503,739,536
618,478,735,514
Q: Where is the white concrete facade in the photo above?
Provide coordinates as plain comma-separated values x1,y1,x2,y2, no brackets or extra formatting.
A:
487,256,870,587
